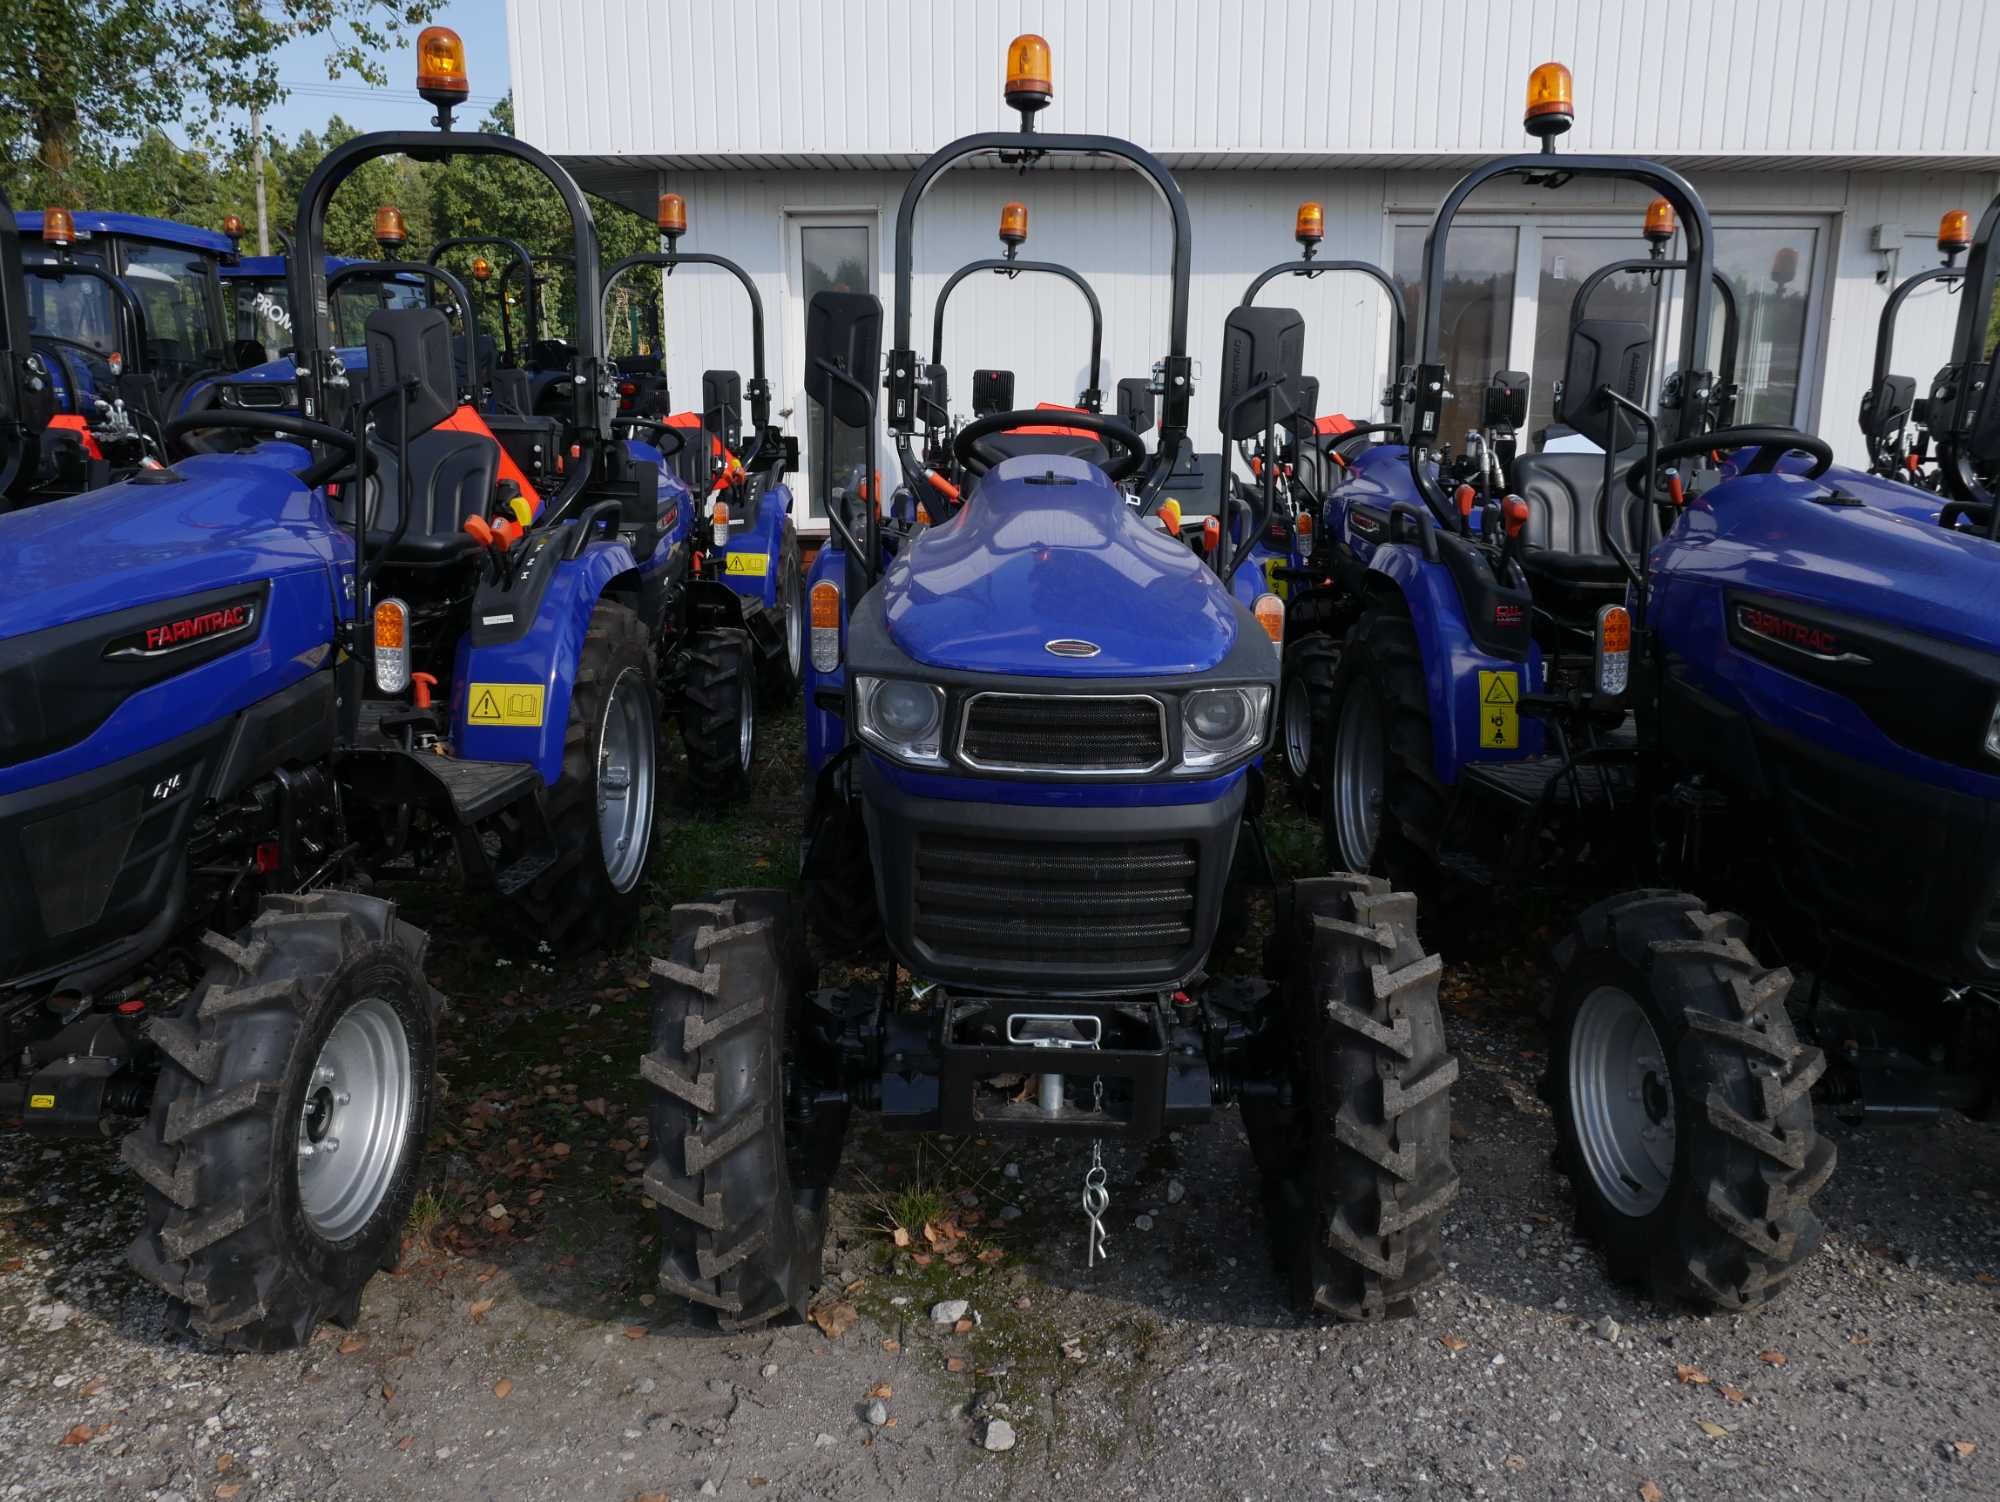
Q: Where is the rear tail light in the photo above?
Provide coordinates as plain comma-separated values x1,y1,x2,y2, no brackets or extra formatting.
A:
373,597,410,694
810,580,842,674
712,499,730,548
1296,511,1313,544
1595,604,1631,697
1253,593,1284,647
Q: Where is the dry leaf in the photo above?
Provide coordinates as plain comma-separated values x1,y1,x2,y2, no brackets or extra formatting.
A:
880,1338,901,1354
1718,1382,1748,1404
892,1227,911,1247
809,1299,859,1340
844,1279,866,1295
78,1377,103,1398
953,1318,974,1334
1639,1483,1664,1502
910,1253,933,1268
338,1335,367,1355
946,1357,966,1373
1504,1455,1527,1471
977,1247,1005,1264
622,1325,649,1341
1439,1334,1469,1352
1758,1350,1788,1367
493,1378,514,1399
217,1454,234,1473
1697,1419,1730,1439
1955,1441,1979,1458
0,1256,22,1273
397,1435,414,1452
1675,1363,1711,1385
470,1297,497,1321
485,1204,509,1220
58,1423,105,1446
217,1485,242,1500
550,1142,572,1158
1848,1333,1872,1346
1976,1272,1998,1287
867,1382,892,1399
476,1265,500,1283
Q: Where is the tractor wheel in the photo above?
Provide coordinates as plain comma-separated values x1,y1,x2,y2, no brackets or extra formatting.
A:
1249,874,1458,1319
123,892,438,1352
1279,632,1340,806
1549,890,1833,1311
503,599,658,953
643,891,826,1330
1322,601,1444,881
758,520,805,708
681,626,757,804
802,774,882,960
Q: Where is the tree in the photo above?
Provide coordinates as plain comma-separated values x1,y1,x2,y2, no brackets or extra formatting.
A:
0,0,438,200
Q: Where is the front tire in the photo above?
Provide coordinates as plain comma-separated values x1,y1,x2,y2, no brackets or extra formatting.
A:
682,626,757,804
1247,874,1459,1319
1279,633,1340,805
1548,890,1834,1311
1323,602,1444,880
123,892,438,1352
643,891,826,1329
503,598,659,953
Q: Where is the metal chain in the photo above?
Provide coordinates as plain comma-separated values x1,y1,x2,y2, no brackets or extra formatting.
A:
1081,1076,1109,1267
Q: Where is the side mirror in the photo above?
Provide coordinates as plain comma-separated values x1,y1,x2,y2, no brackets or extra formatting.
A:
1217,304,1306,440
972,368,1014,417
920,363,949,428
702,368,743,451
1858,374,1917,447
1558,319,1652,450
1116,376,1155,434
1484,370,1529,430
804,289,881,427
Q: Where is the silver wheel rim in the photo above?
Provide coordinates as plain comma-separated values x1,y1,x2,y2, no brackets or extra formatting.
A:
737,676,756,772
1330,680,1385,871
1569,985,1676,1217
1282,673,1314,781
297,997,413,1243
597,666,656,893
782,562,803,679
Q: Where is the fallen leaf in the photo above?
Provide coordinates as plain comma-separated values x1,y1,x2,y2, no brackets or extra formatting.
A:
910,1253,933,1268
1847,1333,1872,1346
1504,1454,1527,1471
476,1265,500,1283
1955,1441,1979,1458
867,1382,892,1399
622,1325,649,1341
891,1227,911,1248
58,1423,105,1447
470,1297,497,1321
1697,1419,1730,1439
1976,1272,1998,1287
78,1377,103,1398
1639,1483,1664,1502
1675,1363,1711,1385
953,1318,974,1334
1717,1383,1748,1405
809,1300,858,1340
397,1435,414,1452
583,1097,608,1117
338,1335,368,1355
493,1378,514,1399
217,1485,242,1500
1439,1334,1469,1352
217,1454,234,1473
550,1142,572,1158
609,1138,635,1153
946,1357,966,1373
0,1257,22,1273
485,1203,509,1220
880,1338,901,1354
844,1278,866,1295
1758,1350,1787,1367
976,1247,1006,1264
381,1385,395,1402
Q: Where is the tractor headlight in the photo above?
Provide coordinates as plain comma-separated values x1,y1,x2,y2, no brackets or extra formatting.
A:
1985,697,2000,762
855,676,947,768
1180,686,1270,772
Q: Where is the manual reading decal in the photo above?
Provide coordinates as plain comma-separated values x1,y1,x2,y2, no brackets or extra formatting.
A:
725,550,769,577
467,683,546,728
1477,670,1519,750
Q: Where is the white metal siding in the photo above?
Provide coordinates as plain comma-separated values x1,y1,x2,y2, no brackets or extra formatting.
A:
512,0,2000,166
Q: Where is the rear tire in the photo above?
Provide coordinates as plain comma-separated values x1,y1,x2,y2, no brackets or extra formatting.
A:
1549,890,1833,1311
123,892,438,1352
682,626,757,803
502,598,658,953
1247,874,1459,1319
1279,633,1340,805
643,891,825,1330
758,520,804,708
1322,601,1444,881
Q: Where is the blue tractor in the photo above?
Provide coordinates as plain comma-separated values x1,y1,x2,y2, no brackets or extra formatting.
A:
638,33,1460,1330
1856,206,1978,499
0,27,761,1348
1313,62,2000,1311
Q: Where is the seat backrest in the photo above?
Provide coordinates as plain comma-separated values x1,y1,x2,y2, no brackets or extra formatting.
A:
489,367,532,417
363,307,455,442
1509,449,1642,556
356,429,498,562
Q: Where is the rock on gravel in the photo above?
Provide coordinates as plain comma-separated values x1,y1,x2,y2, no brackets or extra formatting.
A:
983,1418,1018,1452
1596,1316,1622,1342
931,1299,970,1325
865,1399,890,1428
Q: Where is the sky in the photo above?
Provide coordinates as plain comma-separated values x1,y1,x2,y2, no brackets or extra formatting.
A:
256,0,511,141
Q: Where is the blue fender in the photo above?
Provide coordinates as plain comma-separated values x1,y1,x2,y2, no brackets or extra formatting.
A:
1361,543,1546,782
450,538,643,786
714,481,795,608
802,538,849,780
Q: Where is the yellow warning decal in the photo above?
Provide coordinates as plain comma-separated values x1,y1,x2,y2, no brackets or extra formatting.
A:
725,550,770,577
1478,670,1519,750
1261,555,1289,600
467,683,546,728
28,1093,55,1110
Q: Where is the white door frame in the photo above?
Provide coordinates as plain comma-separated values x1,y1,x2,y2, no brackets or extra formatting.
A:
780,206,882,534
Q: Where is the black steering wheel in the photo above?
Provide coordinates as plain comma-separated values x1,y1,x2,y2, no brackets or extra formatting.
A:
953,408,1146,481
1627,425,1833,498
161,408,365,488
610,416,688,459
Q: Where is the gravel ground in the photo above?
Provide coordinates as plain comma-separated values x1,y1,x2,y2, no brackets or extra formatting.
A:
5,723,1999,1500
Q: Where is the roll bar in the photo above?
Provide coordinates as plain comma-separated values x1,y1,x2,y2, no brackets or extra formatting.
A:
1241,256,1408,402
930,256,1104,411
23,262,151,377
0,189,28,495
601,249,772,438
429,234,537,363
1938,194,2000,531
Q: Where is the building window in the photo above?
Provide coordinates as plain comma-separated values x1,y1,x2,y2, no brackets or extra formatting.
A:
791,217,875,525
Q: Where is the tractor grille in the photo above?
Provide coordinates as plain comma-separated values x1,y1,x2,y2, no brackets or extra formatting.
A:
912,834,1199,967
957,694,1166,774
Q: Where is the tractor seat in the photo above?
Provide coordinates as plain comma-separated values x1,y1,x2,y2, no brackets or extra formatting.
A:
337,307,497,564
1509,448,1646,601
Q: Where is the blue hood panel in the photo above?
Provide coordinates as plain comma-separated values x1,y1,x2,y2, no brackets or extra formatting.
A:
881,454,1238,676
0,448,337,640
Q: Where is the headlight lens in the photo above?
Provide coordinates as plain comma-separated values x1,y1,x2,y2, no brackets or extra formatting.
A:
856,676,947,767
1985,697,2000,761
1180,685,1271,772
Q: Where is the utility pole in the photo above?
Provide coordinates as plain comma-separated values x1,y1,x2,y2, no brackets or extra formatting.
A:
251,103,269,255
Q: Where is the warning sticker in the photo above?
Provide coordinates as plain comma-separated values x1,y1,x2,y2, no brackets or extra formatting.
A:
1477,670,1519,750
467,683,546,728
28,1093,54,1110
1261,556,1289,600
724,550,769,578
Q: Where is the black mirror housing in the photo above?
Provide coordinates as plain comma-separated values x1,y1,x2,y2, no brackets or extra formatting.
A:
1559,319,1652,449
972,368,1014,417
1116,376,1156,434
1217,304,1306,440
805,290,882,427
702,368,743,451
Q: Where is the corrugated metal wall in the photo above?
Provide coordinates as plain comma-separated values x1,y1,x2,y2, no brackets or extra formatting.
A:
511,0,1999,163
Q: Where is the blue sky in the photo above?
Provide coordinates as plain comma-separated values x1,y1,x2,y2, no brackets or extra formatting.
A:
257,1,511,140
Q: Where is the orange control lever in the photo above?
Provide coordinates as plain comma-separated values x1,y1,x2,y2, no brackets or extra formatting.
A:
925,469,961,501
463,515,495,547
1501,495,1530,539
410,672,437,710
1455,482,1476,519
493,517,523,551
1666,471,1686,508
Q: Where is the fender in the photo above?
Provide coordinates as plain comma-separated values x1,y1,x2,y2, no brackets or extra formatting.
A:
451,538,642,785
1362,543,1546,781
802,538,849,779
714,480,794,611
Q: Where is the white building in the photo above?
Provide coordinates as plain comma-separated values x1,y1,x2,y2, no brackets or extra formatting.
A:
508,0,2000,532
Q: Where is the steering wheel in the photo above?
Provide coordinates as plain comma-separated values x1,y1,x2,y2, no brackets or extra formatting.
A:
161,409,365,488
952,408,1147,481
610,416,688,459
1626,426,1833,498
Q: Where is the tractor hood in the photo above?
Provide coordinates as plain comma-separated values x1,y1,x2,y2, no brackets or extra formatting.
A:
879,454,1240,676
0,448,336,641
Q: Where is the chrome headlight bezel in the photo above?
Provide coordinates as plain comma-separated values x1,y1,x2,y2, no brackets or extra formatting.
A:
854,675,948,768
1179,685,1272,773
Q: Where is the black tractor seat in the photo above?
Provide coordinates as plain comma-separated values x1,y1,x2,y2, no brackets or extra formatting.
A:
1509,447,1647,607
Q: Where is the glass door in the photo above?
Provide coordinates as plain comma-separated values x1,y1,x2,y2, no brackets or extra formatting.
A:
784,212,877,529
1392,223,1519,448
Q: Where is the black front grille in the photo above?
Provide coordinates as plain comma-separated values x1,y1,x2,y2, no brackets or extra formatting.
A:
913,834,1198,966
958,694,1165,773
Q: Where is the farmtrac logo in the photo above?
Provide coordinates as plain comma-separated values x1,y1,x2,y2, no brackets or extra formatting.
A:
105,598,260,660
1734,604,1858,663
